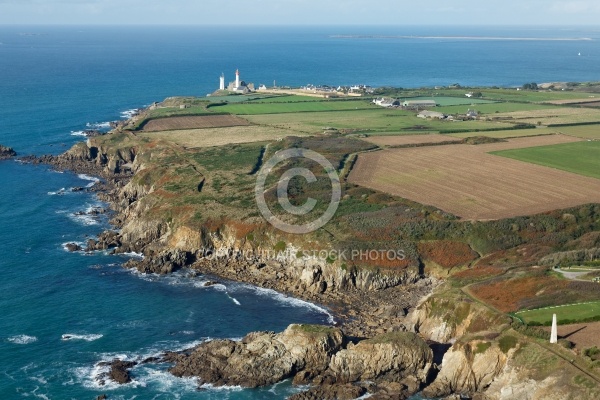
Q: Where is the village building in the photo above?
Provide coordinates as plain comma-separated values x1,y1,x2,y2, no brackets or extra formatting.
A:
417,110,446,119
373,97,400,107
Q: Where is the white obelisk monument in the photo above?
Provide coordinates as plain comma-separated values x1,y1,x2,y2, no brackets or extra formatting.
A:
550,313,558,344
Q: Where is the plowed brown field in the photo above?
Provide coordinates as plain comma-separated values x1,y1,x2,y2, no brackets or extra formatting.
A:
143,115,251,131
348,135,600,220
363,134,463,147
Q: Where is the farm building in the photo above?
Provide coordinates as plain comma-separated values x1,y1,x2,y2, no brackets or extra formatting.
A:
373,97,400,107
417,110,446,119
402,100,438,109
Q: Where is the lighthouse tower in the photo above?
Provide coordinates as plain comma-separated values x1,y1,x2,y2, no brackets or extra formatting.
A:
219,73,225,91
235,69,240,89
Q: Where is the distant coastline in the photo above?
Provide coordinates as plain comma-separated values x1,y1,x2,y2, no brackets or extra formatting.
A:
331,34,594,41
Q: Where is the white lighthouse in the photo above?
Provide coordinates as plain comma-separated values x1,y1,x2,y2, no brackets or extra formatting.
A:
219,73,225,91
235,69,240,89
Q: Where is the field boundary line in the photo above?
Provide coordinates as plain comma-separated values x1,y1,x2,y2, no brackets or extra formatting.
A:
515,301,600,315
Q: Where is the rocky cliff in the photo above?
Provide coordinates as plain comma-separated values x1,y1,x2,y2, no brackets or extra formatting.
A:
164,324,432,399
422,338,510,397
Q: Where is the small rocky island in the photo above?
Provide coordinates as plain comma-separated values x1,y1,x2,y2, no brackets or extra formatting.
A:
0,144,16,160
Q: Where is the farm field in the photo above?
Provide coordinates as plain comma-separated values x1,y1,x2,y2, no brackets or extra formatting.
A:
139,126,296,148
544,98,600,105
517,301,600,325
210,99,374,115
491,141,600,179
451,89,600,103
436,102,558,115
142,115,251,132
449,128,556,139
400,96,497,106
543,322,600,349
245,109,515,135
554,124,600,139
347,135,600,220
490,107,600,126
363,134,463,147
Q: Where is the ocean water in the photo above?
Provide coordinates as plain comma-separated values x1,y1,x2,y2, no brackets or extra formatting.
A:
0,25,599,399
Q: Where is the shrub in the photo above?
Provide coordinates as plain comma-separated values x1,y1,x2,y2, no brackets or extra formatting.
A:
499,335,519,353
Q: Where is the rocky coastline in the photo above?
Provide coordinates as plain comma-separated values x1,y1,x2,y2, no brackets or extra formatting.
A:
20,128,452,398
25,123,569,399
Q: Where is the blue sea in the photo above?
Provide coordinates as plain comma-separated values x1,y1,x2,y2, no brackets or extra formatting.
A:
0,25,599,399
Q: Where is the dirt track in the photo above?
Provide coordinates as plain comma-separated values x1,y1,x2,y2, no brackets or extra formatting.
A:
348,135,600,220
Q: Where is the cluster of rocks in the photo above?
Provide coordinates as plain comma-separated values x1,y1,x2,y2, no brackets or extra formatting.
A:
0,144,16,160
104,324,434,399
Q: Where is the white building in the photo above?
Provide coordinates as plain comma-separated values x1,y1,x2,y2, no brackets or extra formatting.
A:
219,73,225,91
224,69,254,93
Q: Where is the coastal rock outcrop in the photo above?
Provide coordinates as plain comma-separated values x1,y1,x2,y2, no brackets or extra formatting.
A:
97,359,137,385
166,324,433,398
408,294,510,343
329,332,433,386
422,339,510,398
168,324,345,387
0,145,16,160
123,249,191,274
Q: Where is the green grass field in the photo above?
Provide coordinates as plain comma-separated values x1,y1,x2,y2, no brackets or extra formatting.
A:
449,128,556,139
555,125,600,139
400,96,496,106
517,301,600,325
245,108,515,134
491,141,600,179
146,106,215,119
437,102,558,115
210,100,374,114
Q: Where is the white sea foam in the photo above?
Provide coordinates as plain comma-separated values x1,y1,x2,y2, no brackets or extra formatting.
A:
120,109,140,119
61,241,85,252
29,375,48,384
47,188,66,196
129,269,333,321
77,173,100,188
69,212,99,226
7,335,38,345
86,121,111,130
28,386,50,400
70,130,87,137
242,285,335,324
61,333,103,342
228,295,241,306
122,251,144,259
199,383,244,392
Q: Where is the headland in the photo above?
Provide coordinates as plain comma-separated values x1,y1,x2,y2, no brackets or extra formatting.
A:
28,81,600,398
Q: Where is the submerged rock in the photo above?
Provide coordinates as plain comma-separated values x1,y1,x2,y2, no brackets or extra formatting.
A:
0,145,16,160
101,359,137,385
65,243,82,252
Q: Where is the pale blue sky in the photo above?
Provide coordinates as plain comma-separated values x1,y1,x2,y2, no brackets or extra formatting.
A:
0,0,599,25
